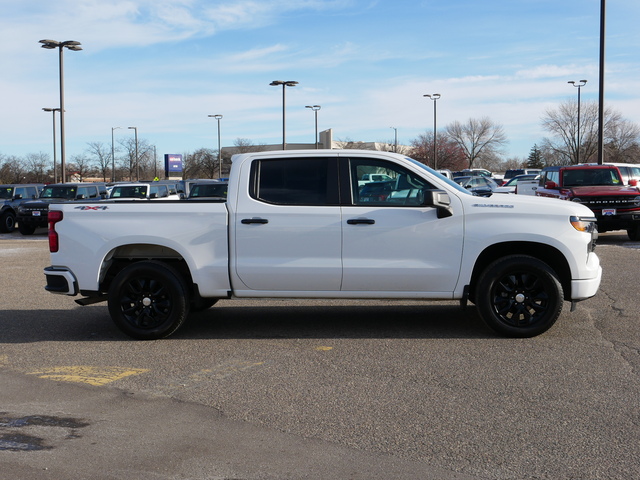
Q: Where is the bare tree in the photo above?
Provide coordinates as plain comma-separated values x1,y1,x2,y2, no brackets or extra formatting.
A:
445,117,508,169
196,148,219,178
117,137,153,181
68,153,95,182
604,111,640,163
0,155,28,184
409,131,467,171
24,152,50,183
540,100,640,165
86,142,112,181
541,100,600,164
233,138,263,154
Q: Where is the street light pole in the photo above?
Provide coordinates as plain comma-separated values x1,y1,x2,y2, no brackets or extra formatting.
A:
208,114,223,177
111,127,122,182
39,39,82,183
42,108,61,183
270,80,298,150
305,105,321,149
568,80,587,164
390,127,398,153
128,127,139,180
424,94,441,169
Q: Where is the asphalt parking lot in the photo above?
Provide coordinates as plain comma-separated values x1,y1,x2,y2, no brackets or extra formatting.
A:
1,229,639,479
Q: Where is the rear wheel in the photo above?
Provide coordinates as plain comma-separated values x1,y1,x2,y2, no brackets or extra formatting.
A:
108,261,190,340
475,255,564,338
0,211,16,233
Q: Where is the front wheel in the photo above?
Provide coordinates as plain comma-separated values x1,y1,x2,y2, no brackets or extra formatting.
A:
18,223,35,235
0,211,16,233
108,261,190,340
475,255,564,338
627,225,640,241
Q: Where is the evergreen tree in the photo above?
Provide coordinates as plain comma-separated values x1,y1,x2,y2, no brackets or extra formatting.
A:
527,145,544,168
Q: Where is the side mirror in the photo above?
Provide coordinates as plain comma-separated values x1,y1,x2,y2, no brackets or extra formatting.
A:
179,193,186,199
75,194,86,200
13,194,23,200
422,189,453,218
629,179,638,187
149,193,158,199
544,181,558,189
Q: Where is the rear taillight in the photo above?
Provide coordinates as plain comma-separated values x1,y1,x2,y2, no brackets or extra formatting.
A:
48,210,63,253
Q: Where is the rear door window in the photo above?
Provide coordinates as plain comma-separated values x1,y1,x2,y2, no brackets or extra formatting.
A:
251,157,339,205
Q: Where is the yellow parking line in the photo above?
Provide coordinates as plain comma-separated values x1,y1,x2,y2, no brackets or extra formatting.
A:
27,366,149,386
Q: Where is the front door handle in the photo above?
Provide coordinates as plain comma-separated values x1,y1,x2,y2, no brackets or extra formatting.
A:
347,218,375,225
241,218,269,224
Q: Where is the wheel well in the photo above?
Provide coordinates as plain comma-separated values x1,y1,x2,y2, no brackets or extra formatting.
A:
100,244,195,296
469,242,572,302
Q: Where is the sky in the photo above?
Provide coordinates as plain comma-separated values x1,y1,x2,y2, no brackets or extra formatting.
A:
1,0,640,163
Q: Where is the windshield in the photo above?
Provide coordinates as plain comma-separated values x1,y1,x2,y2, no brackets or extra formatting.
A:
563,168,622,187
0,187,13,199
40,186,77,199
110,185,148,198
406,157,472,195
189,183,228,198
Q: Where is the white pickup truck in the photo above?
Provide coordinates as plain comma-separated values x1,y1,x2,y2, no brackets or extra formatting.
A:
44,150,602,340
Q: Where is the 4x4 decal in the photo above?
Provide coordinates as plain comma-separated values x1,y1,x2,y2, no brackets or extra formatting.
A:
74,206,108,211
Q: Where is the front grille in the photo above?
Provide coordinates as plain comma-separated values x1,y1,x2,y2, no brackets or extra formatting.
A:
581,197,639,209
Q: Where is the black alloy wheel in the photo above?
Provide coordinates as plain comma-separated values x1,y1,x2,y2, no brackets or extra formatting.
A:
476,255,564,338
108,261,190,340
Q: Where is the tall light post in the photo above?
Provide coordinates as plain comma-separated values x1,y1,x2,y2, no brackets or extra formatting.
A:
208,114,223,177
42,108,61,183
128,127,139,180
305,105,321,149
424,94,441,169
111,127,123,182
39,39,82,183
270,80,298,150
568,80,587,164
390,127,398,153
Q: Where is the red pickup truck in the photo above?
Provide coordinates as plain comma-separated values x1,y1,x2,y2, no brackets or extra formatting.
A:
535,164,640,240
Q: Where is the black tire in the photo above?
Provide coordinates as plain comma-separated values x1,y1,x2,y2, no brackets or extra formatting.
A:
18,223,36,235
0,211,16,233
108,261,190,340
475,255,564,338
627,225,640,241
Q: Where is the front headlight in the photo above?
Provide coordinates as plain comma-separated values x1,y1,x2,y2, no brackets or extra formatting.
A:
571,215,598,253
570,215,597,233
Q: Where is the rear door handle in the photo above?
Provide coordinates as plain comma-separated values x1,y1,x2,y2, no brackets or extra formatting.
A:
241,218,269,224
347,218,375,225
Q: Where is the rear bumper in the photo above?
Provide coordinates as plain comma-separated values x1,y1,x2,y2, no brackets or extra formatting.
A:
44,266,78,296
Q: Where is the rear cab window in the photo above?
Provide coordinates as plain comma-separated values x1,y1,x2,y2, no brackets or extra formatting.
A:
250,157,339,206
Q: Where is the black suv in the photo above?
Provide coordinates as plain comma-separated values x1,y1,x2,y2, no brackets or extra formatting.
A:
0,184,42,233
16,183,107,235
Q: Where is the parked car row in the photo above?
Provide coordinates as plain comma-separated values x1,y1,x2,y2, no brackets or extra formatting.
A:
1,179,227,235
